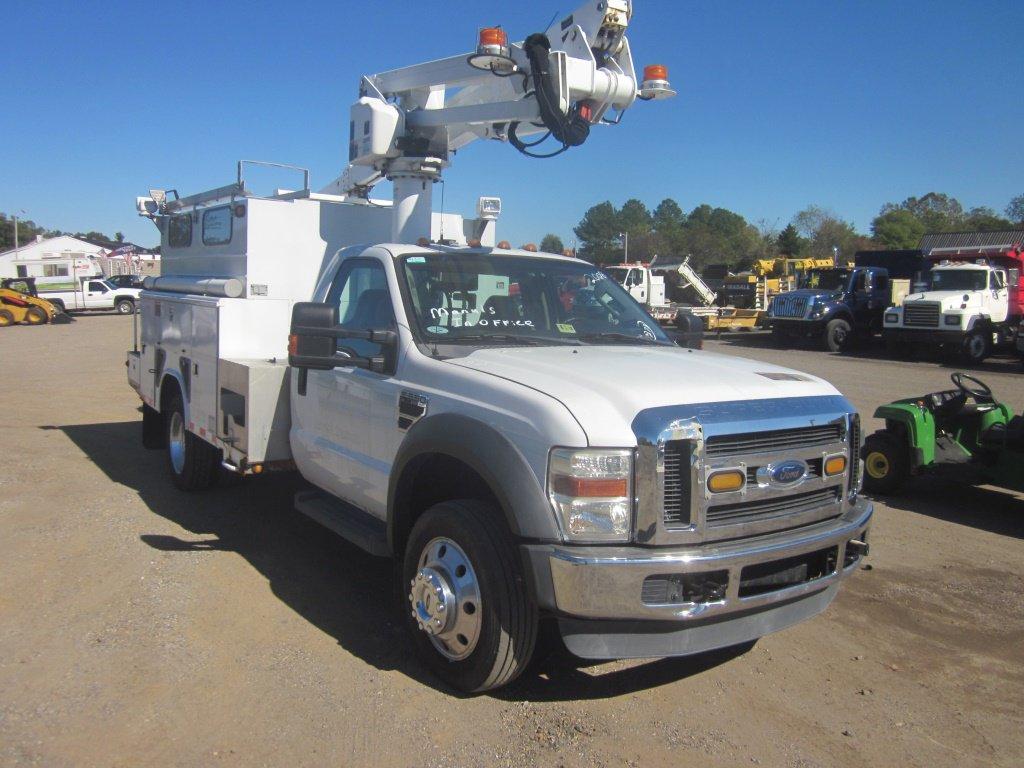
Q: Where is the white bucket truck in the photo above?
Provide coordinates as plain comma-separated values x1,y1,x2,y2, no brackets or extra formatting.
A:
128,1,871,692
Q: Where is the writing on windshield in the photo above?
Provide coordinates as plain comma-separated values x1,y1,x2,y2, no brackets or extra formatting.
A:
400,253,670,346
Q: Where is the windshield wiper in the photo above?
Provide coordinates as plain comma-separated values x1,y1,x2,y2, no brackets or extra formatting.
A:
576,332,666,345
443,333,572,346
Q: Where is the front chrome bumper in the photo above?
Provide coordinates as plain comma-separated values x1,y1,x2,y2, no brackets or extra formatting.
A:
536,498,871,623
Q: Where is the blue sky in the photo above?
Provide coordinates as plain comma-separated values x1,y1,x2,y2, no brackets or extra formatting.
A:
2,0,1021,248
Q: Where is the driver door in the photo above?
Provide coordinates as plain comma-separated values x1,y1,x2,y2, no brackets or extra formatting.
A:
85,280,109,308
291,257,397,515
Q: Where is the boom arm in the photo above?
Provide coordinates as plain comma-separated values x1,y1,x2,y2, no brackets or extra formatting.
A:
320,0,675,243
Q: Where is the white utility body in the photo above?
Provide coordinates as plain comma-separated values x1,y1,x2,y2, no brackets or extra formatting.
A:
128,1,870,693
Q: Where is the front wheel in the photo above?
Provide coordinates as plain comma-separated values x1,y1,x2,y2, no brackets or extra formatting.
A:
115,299,135,315
862,431,908,495
402,500,537,693
0,309,14,327
825,318,852,352
961,331,990,365
24,306,48,325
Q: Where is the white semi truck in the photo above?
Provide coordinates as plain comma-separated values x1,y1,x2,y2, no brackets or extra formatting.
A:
127,1,871,692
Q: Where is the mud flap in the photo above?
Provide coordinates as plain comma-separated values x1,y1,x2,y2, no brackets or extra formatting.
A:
142,404,166,449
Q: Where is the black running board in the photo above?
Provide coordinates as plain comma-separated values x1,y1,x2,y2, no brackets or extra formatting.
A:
294,489,390,557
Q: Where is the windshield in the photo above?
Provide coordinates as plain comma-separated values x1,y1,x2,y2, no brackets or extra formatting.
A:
928,269,987,291
801,269,850,291
604,267,629,284
399,253,671,346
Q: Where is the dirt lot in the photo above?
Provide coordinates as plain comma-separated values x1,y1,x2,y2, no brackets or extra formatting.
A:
2,315,1022,768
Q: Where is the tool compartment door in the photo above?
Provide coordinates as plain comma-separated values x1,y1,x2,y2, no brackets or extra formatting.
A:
188,302,219,440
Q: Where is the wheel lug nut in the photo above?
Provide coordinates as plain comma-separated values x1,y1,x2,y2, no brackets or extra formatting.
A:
437,604,445,612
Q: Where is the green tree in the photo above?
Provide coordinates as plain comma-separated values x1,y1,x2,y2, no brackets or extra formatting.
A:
963,207,1013,232
574,201,622,264
792,205,861,261
777,223,805,255
539,233,564,254
652,198,686,257
0,213,46,252
879,192,964,233
115,231,125,243
1006,194,1024,225
871,208,926,249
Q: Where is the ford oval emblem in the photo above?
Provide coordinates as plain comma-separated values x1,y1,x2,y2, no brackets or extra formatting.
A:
770,460,807,486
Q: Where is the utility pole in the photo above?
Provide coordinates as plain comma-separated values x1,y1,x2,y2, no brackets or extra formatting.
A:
12,209,26,260
619,231,629,262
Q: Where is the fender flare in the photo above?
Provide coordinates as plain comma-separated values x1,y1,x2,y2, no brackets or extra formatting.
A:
158,370,189,423
387,412,560,549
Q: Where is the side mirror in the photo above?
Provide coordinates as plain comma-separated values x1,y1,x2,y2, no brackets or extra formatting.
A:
289,302,339,370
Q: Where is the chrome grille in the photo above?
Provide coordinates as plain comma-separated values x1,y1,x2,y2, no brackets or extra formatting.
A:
662,441,690,526
903,302,940,327
849,414,861,495
771,294,808,318
706,487,841,528
706,425,842,457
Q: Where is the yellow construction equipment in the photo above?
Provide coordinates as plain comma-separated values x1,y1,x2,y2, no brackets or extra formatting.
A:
0,278,61,327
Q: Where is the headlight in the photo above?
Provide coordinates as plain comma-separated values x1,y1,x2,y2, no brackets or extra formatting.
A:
944,314,961,327
548,448,633,542
884,312,899,324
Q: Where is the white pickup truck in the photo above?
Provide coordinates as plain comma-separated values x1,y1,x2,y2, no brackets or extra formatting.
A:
125,0,871,692
42,278,140,315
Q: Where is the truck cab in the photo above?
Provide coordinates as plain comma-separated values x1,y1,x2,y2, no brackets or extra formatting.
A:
767,266,898,351
884,245,1023,363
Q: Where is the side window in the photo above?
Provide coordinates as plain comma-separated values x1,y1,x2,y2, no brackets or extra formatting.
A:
875,274,888,292
853,271,868,292
202,206,232,245
168,214,192,247
89,281,109,293
326,260,395,360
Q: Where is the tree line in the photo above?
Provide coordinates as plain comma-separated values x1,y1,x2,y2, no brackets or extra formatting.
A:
546,192,1024,268
0,212,127,253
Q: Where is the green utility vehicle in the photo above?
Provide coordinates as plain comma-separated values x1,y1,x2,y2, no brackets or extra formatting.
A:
862,372,1024,495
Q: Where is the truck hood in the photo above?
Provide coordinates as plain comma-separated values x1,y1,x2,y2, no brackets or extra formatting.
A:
780,288,838,301
902,290,981,309
447,346,840,445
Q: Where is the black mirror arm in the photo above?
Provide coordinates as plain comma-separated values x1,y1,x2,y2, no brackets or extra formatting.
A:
291,325,398,345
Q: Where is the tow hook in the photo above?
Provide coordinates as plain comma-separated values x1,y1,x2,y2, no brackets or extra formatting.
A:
847,539,869,557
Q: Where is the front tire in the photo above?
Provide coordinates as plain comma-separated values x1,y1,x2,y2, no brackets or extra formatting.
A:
961,330,990,365
825,318,852,352
862,431,908,495
164,391,220,491
402,500,537,693
24,306,48,325
0,309,14,327
115,298,135,315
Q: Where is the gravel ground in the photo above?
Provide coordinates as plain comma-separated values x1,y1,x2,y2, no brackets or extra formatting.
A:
1,315,1022,767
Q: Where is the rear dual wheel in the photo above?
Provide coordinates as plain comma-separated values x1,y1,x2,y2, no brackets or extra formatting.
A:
164,391,220,491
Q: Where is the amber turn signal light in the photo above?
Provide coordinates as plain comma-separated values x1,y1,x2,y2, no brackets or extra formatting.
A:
707,470,745,493
825,455,847,476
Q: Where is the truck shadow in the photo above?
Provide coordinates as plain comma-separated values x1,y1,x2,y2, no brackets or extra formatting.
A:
866,481,1024,540
57,419,738,700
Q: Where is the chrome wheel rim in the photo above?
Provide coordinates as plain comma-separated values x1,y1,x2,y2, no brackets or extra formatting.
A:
409,537,482,661
117,302,132,314
168,411,186,475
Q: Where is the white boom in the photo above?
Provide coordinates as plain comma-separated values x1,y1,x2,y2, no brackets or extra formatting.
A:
321,0,675,243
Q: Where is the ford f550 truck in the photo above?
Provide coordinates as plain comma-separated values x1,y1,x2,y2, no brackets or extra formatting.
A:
126,1,871,692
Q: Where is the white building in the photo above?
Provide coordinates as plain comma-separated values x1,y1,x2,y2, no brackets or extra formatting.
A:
0,235,107,287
